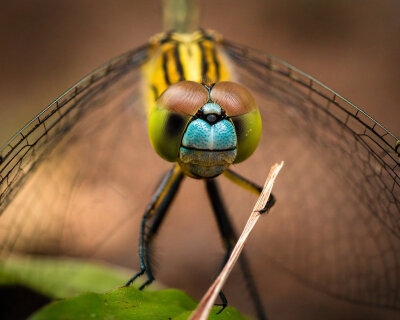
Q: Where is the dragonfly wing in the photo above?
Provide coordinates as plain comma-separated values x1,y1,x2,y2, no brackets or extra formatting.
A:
221,40,400,311
0,44,170,263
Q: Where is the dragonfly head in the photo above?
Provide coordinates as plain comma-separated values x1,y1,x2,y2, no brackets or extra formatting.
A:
148,81,262,178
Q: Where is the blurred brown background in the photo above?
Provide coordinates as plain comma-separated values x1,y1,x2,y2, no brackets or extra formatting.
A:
0,0,399,147
0,1,399,319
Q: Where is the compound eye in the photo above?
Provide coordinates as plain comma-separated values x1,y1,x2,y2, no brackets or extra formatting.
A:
149,81,210,162
157,81,209,115
210,82,257,116
210,81,261,163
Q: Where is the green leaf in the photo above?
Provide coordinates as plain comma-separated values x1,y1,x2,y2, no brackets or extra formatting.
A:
0,256,151,299
30,286,251,320
1,257,250,319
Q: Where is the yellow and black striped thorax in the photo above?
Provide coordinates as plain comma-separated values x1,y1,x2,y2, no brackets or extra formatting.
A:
144,30,233,114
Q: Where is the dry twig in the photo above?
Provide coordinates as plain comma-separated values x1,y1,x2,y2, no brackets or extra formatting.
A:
189,161,284,320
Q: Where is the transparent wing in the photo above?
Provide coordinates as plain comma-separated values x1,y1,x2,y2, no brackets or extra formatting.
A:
0,43,175,262
220,40,400,312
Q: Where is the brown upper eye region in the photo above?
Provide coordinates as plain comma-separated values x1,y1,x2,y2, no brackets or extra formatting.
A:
157,81,209,115
210,81,257,116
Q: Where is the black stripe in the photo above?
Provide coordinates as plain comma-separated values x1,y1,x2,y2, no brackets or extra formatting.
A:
162,51,171,85
181,145,236,152
198,41,208,82
199,29,215,42
173,44,185,81
160,31,173,44
211,45,220,81
151,85,159,100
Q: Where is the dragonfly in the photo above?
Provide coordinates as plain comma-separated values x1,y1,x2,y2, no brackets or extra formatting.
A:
0,1,399,319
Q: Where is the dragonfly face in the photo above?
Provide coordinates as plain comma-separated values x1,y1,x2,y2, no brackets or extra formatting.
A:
148,80,262,178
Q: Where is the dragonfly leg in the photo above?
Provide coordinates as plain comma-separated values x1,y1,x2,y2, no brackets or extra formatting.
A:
139,167,184,290
215,291,228,314
223,169,276,214
125,164,184,288
205,179,268,320
213,244,231,314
